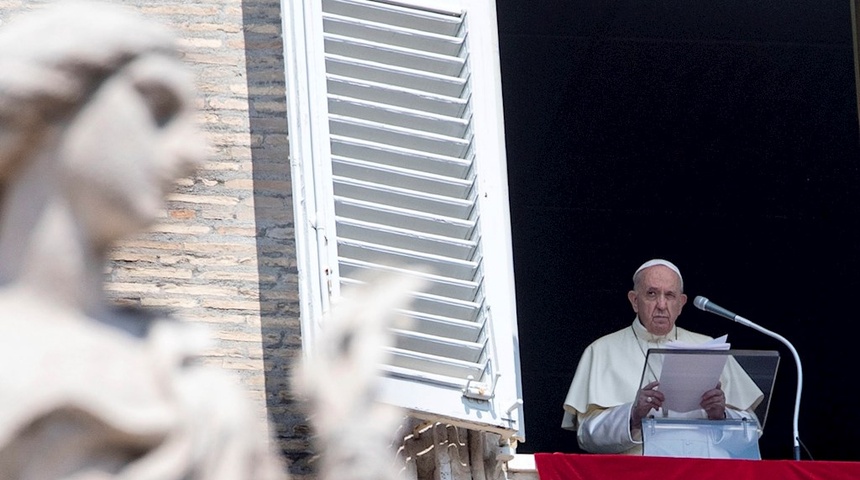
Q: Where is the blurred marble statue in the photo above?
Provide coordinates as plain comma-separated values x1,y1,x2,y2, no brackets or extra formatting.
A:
0,2,286,478
292,271,422,480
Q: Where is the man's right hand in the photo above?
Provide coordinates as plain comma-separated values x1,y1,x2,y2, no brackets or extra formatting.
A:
631,381,664,429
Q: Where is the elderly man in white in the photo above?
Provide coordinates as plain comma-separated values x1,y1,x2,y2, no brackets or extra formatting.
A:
562,259,762,455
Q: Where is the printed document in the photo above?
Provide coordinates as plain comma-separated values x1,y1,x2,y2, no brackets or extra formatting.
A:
658,335,730,412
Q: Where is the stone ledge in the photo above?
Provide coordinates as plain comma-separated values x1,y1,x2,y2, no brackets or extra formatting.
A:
506,453,538,480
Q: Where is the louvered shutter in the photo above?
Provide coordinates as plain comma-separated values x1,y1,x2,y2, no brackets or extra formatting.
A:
284,0,523,439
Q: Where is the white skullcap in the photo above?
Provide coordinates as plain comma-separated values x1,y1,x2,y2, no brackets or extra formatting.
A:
633,259,683,286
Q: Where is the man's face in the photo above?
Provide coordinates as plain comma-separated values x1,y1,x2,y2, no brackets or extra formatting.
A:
627,265,687,336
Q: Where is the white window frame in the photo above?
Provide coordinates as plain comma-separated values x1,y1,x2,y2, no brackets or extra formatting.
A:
282,0,524,440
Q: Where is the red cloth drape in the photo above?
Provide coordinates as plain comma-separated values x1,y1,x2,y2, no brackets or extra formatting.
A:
534,453,860,480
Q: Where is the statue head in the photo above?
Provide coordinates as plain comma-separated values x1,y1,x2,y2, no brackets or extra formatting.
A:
0,1,207,247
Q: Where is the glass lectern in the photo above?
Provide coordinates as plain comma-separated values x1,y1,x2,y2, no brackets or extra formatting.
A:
638,349,780,459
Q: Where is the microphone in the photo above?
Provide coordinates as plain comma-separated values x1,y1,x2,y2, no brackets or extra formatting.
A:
693,295,804,461
693,296,738,321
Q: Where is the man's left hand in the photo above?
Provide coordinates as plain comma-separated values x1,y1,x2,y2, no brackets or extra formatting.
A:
701,382,727,419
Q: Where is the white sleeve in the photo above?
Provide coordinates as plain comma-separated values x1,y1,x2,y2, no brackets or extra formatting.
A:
576,402,641,454
725,408,748,420
726,407,762,436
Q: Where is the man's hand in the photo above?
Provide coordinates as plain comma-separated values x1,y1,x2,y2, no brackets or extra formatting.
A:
631,381,664,429
701,381,727,419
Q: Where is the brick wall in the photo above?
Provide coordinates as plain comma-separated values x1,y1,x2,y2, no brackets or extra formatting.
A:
0,0,310,477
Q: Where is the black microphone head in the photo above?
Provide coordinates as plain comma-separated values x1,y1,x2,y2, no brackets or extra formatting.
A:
693,296,709,310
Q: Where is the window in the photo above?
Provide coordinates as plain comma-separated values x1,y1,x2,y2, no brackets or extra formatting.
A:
283,0,523,440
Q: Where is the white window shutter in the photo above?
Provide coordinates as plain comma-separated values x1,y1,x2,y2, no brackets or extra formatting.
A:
284,0,523,439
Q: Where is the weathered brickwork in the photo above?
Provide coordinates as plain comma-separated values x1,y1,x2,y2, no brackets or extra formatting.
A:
0,0,310,477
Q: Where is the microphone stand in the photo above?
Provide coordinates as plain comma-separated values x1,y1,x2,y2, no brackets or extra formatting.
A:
730,314,803,461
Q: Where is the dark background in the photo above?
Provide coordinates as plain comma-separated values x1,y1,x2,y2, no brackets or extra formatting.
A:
497,0,860,460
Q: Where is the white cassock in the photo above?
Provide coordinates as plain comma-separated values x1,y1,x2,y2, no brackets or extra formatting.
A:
562,318,764,455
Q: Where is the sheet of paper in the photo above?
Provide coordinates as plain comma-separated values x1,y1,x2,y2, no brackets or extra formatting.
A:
657,337,730,413
664,334,730,350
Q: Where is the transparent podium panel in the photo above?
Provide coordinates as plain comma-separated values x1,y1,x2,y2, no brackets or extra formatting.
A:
643,418,762,459
638,349,780,459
